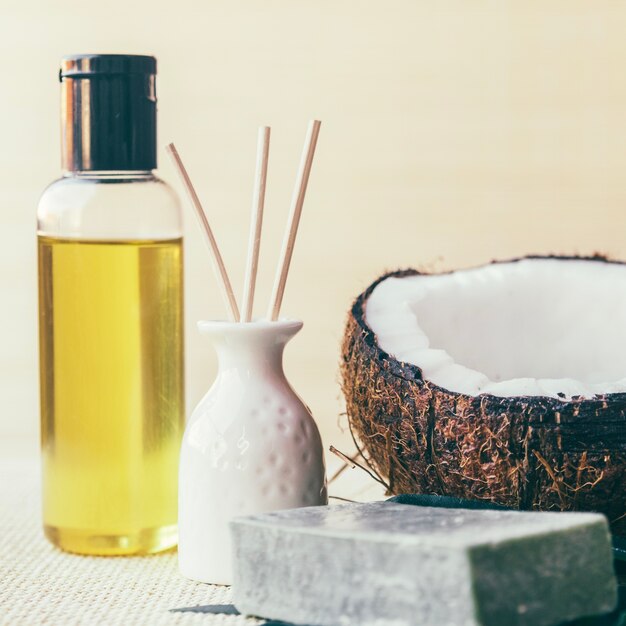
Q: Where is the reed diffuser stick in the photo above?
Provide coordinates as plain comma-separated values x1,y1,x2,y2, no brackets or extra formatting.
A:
267,120,321,321
166,143,240,321
241,127,271,322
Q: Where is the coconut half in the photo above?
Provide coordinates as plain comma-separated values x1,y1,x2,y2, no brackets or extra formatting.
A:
341,257,626,531
367,257,626,399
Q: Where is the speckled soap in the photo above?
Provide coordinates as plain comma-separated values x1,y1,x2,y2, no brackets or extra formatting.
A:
231,502,617,626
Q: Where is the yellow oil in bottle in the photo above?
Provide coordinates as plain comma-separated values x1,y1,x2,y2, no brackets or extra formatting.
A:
38,236,184,555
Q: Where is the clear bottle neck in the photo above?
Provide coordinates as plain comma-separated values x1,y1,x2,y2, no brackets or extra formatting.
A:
38,168,182,241
63,169,155,182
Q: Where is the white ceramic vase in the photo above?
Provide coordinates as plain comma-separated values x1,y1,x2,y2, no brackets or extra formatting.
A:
178,319,328,584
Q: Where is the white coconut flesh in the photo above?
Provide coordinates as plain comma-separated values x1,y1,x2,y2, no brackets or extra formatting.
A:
365,258,626,399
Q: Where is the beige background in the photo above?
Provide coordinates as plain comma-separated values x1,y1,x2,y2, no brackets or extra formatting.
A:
2,1,626,454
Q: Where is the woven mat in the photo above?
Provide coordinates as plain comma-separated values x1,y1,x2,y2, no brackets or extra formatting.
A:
0,450,383,626
0,456,261,626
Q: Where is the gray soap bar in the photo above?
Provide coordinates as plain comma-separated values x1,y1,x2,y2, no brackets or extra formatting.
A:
231,502,617,626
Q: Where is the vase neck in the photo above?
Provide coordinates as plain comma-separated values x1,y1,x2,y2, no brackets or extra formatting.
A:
198,319,303,378
214,340,286,376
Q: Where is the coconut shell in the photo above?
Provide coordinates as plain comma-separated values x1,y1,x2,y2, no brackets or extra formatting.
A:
341,263,626,534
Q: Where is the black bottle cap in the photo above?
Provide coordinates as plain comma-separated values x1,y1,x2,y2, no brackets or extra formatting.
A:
59,54,157,172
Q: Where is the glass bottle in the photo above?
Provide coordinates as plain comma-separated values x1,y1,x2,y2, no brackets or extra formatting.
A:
37,55,185,555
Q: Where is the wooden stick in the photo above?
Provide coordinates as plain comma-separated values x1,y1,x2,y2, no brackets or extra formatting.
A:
329,445,390,489
267,120,321,321
166,142,240,321
241,127,271,322
328,495,357,503
328,461,350,484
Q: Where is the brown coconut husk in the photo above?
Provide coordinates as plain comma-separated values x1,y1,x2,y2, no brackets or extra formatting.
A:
340,260,626,534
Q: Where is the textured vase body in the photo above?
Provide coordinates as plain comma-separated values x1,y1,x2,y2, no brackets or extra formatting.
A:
178,319,327,584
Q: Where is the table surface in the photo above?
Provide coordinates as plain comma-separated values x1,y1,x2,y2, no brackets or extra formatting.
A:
0,448,384,626
2,448,625,626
